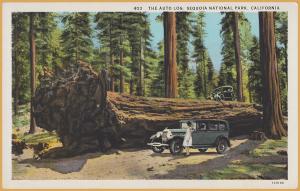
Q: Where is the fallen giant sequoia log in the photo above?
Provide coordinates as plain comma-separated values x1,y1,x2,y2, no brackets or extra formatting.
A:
34,63,263,155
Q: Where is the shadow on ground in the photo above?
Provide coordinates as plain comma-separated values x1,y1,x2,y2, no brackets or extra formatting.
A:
18,149,118,174
149,139,267,179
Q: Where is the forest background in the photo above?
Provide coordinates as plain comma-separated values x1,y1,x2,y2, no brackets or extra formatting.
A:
12,12,288,125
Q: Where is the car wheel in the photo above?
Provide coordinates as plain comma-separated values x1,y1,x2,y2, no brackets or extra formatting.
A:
170,139,183,155
198,148,208,153
216,139,228,154
219,94,225,101
152,146,164,153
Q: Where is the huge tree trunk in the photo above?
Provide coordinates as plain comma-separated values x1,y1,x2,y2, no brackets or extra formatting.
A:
29,13,36,134
232,12,243,102
164,12,178,98
259,12,287,138
34,63,263,157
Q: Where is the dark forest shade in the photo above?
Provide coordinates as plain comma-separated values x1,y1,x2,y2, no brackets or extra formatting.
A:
136,37,145,96
109,27,115,92
232,12,243,102
259,12,287,138
119,35,124,93
29,13,36,134
164,12,178,98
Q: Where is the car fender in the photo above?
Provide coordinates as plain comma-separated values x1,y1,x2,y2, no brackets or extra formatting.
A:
167,136,183,144
149,131,163,140
215,136,231,147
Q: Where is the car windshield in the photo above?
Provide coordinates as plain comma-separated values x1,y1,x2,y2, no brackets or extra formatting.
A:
181,121,196,130
222,87,233,92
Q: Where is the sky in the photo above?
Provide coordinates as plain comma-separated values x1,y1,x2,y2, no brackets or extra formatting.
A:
148,13,259,71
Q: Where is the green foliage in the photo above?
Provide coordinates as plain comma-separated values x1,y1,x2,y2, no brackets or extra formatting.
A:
20,131,59,144
126,13,152,95
12,13,31,104
219,14,236,87
61,13,93,69
35,13,58,69
248,36,263,104
203,163,286,179
191,13,215,98
176,13,195,98
94,13,153,94
275,12,288,114
13,104,30,128
148,41,165,97
249,137,287,157
219,13,253,101
11,12,289,119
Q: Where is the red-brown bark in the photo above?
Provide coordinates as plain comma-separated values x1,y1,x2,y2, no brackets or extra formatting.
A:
232,12,243,102
164,12,178,98
259,12,287,138
29,13,36,134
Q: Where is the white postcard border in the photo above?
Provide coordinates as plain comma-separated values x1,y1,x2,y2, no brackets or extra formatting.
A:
2,2,298,189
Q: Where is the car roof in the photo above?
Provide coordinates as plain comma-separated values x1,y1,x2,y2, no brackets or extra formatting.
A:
179,119,229,123
214,86,233,90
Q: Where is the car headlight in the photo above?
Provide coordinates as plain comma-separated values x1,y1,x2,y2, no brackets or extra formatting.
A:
156,131,163,138
166,130,173,139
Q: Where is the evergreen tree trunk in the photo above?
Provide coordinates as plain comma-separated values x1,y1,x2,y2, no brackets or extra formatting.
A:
29,13,36,134
259,12,287,138
130,79,134,95
164,12,178,98
13,42,20,114
203,53,207,98
119,15,124,94
109,24,115,92
137,37,144,96
232,12,243,101
119,36,124,93
75,27,79,64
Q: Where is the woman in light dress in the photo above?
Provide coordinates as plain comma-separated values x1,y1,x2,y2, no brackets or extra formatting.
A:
183,121,193,156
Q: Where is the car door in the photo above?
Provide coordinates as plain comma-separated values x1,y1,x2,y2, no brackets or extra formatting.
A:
205,121,220,145
192,121,207,145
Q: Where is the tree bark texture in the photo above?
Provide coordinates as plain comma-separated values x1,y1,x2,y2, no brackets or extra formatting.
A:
109,23,115,92
164,12,178,98
34,63,264,157
259,12,287,138
29,13,36,134
232,12,243,102
119,36,124,93
13,43,20,114
137,37,144,96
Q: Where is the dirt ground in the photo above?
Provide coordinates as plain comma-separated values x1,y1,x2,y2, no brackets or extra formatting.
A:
12,136,287,180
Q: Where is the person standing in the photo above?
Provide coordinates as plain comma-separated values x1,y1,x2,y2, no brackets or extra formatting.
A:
183,121,193,156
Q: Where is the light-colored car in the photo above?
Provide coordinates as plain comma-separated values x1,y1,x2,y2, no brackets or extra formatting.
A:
210,86,235,101
147,119,231,155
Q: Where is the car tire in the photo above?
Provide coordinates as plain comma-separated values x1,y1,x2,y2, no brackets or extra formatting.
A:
170,139,183,155
198,148,208,153
152,146,164,153
219,94,225,101
216,139,228,154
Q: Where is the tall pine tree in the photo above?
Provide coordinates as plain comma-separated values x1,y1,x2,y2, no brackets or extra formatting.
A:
61,13,93,71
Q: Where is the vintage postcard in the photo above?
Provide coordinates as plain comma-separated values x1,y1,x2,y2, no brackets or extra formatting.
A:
2,1,298,189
